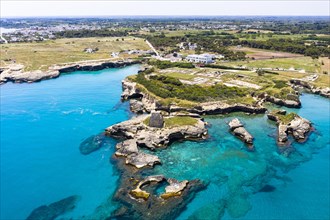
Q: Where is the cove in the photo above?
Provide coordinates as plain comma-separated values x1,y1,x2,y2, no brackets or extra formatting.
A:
1,65,329,219
0,65,140,219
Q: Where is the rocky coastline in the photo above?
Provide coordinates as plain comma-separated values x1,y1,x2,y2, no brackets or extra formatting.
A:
0,59,140,84
290,78,330,98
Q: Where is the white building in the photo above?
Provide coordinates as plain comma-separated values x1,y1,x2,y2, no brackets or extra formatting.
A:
186,54,214,64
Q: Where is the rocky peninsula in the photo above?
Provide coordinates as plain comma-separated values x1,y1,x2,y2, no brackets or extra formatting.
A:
121,78,268,115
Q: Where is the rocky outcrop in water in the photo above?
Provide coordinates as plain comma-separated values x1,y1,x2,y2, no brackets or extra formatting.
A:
228,118,254,150
26,195,79,220
0,60,139,84
105,112,207,219
115,139,161,169
267,110,312,146
112,171,206,220
106,114,207,150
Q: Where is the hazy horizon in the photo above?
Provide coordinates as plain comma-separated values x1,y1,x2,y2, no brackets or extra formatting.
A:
1,1,329,17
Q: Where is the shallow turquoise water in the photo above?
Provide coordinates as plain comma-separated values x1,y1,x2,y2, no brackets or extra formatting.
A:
149,94,330,219
0,65,140,219
1,67,329,219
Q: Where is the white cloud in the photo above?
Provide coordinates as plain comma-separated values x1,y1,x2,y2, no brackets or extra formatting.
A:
1,1,329,17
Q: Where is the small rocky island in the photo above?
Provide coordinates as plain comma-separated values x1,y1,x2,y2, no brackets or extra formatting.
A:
228,118,254,150
267,110,312,155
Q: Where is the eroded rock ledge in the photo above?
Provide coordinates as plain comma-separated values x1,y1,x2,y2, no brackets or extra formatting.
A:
105,113,208,150
267,110,312,146
106,112,208,219
290,78,330,98
129,175,189,200
0,59,139,84
112,172,206,220
228,118,254,150
121,78,268,114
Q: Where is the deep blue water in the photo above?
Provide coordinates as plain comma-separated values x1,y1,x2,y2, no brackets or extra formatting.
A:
0,65,140,219
1,66,329,220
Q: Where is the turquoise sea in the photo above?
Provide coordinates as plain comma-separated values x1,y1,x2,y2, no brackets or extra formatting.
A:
0,66,329,219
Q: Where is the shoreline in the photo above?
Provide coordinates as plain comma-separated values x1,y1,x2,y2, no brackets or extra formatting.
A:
0,59,141,84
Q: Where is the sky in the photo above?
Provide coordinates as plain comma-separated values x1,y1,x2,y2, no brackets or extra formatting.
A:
1,0,329,18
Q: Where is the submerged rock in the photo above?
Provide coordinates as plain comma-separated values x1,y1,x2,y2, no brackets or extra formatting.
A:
26,195,79,220
228,118,254,150
79,133,108,155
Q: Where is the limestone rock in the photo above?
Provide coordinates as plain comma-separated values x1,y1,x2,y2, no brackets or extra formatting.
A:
115,139,139,157
267,110,312,145
149,112,164,128
228,118,243,130
126,152,161,169
288,116,312,141
232,127,254,145
265,95,301,108
106,114,207,150
129,99,144,114
228,118,254,149
161,179,189,199
278,124,288,144
130,175,165,200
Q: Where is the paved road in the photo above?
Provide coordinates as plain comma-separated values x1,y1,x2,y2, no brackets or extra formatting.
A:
146,40,160,57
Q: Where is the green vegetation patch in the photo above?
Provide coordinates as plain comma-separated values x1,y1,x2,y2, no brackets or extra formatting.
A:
135,72,250,102
148,60,195,69
164,116,198,128
143,116,198,128
270,110,297,124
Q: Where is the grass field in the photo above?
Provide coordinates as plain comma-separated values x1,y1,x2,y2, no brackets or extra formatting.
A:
0,37,149,71
225,57,322,73
230,47,303,60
